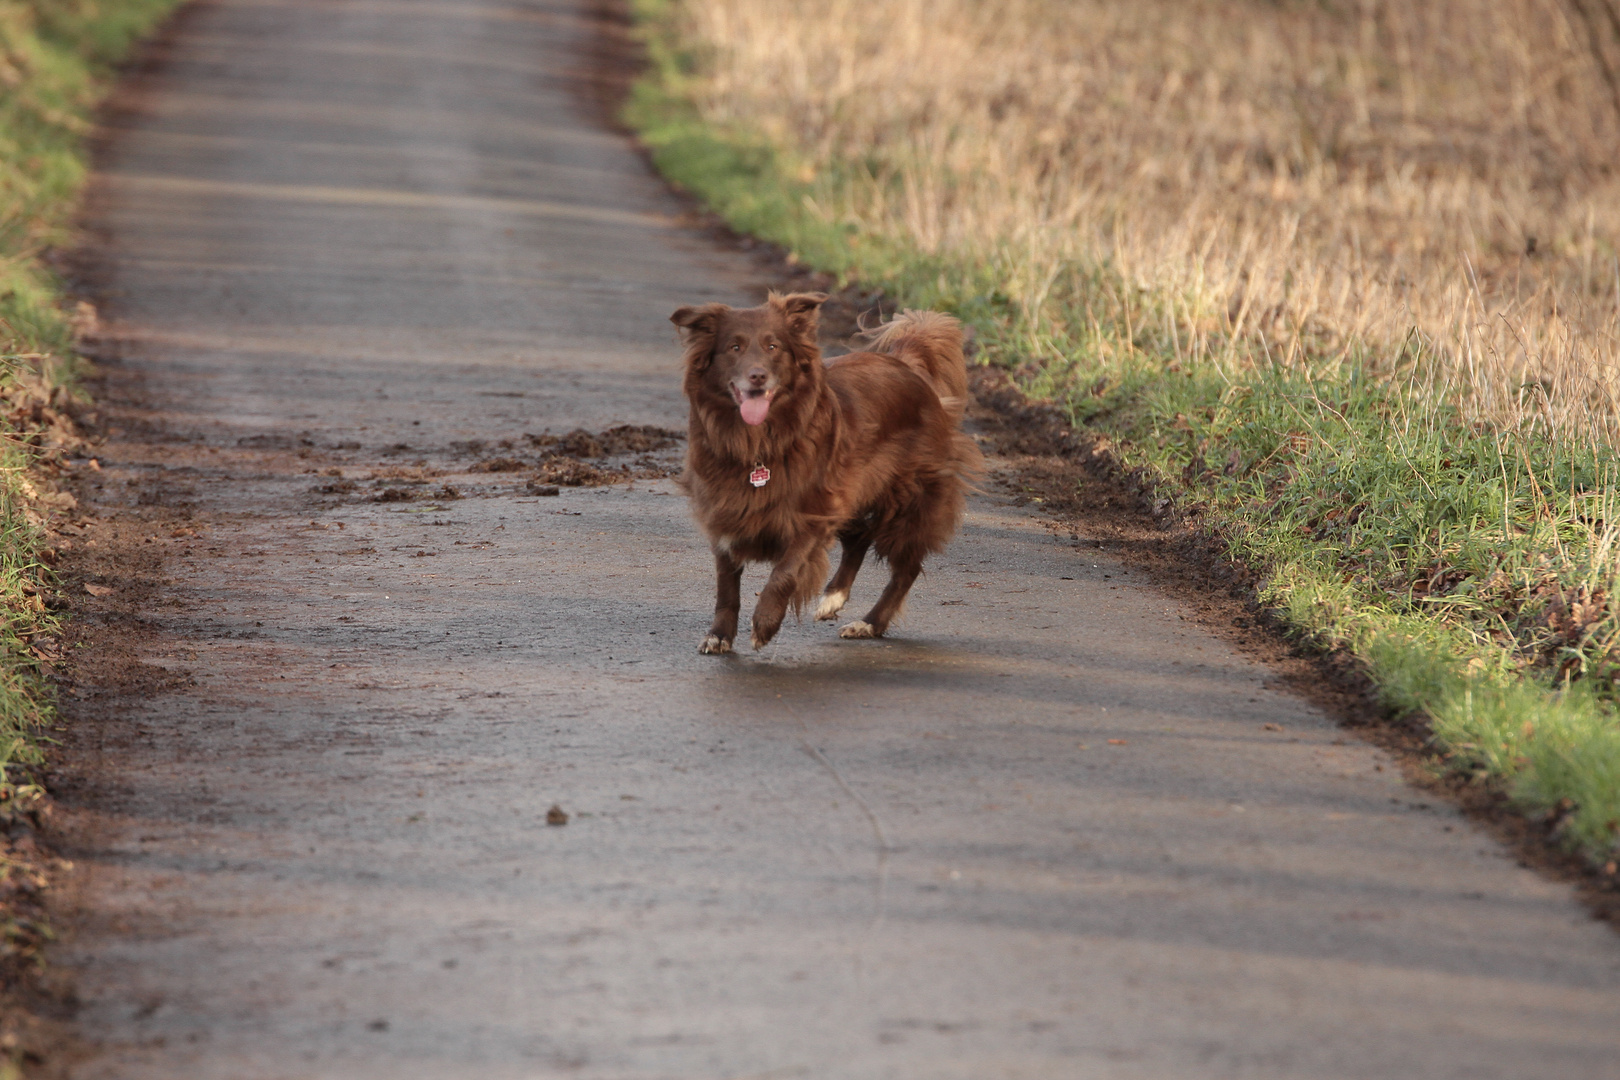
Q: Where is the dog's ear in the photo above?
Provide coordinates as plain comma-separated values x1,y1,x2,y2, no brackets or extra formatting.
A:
671,303,726,335
770,292,828,370
772,291,828,330
671,303,728,371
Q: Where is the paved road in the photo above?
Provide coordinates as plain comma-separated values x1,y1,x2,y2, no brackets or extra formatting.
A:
58,0,1620,1077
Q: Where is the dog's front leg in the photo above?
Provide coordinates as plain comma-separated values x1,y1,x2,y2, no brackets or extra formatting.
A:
700,547,744,654
749,531,830,650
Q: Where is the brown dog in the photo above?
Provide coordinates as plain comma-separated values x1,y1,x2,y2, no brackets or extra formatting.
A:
671,291,982,653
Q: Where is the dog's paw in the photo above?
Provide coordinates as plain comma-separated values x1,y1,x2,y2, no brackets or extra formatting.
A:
749,628,776,650
698,634,732,655
838,620,879,639
814,589,849,621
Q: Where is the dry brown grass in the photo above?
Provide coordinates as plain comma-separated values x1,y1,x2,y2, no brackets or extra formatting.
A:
672,0,1620,444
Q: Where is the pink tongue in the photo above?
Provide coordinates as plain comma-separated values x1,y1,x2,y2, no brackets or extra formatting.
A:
739,395,771,426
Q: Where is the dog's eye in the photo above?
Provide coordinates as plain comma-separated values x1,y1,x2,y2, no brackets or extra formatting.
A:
767,343,776,351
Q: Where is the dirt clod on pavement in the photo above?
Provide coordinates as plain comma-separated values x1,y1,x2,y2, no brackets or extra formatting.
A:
528,424,683,458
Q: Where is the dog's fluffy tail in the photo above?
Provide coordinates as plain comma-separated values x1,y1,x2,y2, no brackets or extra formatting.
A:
866,309,969,419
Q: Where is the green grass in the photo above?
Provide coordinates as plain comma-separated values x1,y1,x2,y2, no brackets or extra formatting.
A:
0,0,185,999
627,0,1620,867
4,0,183,351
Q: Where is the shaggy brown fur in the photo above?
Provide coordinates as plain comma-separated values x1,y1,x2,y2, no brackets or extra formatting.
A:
671,292,983,653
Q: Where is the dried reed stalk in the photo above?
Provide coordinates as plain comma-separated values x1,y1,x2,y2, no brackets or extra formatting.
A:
674,0,1620,444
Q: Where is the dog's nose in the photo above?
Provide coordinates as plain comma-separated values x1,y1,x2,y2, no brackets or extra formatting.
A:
747,367,769,388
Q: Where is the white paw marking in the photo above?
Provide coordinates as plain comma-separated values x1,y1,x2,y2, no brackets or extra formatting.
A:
699,634,732,655
838,620,878,639
814,589,849,621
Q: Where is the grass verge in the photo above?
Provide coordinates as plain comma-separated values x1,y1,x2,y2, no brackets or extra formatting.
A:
626,0,1620,874
1,0,184,1063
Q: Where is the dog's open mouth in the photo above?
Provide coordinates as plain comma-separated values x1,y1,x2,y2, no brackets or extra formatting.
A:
732,385,774,427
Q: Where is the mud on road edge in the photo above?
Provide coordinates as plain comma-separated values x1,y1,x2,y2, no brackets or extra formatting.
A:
0,3,214,1073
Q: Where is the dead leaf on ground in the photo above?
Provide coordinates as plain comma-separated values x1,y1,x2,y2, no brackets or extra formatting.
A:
84,583,114,597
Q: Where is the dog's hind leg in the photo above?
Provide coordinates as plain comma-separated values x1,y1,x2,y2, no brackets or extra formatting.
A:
839,546,923,639
816,528,872,621
700,547,744,654
842,470,967,639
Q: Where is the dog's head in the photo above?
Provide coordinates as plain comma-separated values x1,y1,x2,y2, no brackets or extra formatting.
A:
671,292,828,429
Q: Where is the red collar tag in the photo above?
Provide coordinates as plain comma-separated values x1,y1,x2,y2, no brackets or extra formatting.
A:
749,464,771,488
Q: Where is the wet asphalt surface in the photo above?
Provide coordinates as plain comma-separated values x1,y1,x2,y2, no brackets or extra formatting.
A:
54,0,1620,1077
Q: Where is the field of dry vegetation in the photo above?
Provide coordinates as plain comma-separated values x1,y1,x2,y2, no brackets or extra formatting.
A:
678,0,1620,442
635,0,1620,864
